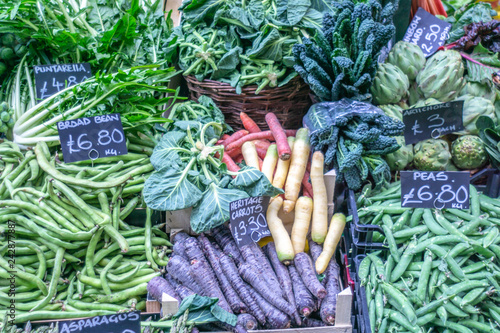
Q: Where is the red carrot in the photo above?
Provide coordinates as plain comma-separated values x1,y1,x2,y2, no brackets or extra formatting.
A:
224,130,249,147
265,113,292,161
227,147,242,158
302,170,314,199
222,153,241,172
222,134,230,140
239,263,296,317
240,112,262,133
254,140,271,151
234,155,244,164
256,148,267,160
294,252,327,299
225,130,297,152
288,264,316,317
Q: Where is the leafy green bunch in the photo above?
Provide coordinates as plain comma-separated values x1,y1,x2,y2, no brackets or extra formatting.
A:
169,0,332,93
143,102,282,233
293,0,396,102
304,100,404,190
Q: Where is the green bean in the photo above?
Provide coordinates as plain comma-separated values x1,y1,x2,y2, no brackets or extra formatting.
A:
10,310,116,324
119,197,140,220
101,255,123,295
93,282,148,304
89,161,125,181
0,200,58,226
107,264,144,283
144,208,159,271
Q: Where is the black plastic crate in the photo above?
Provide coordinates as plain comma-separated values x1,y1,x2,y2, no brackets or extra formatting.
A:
352,255,371,333
471,168,500,198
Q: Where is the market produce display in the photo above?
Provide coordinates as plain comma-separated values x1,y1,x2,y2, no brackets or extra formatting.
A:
352,182,500,333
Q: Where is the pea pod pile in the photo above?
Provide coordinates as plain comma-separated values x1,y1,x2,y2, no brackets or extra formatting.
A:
353,181,500,333
0,140,172,324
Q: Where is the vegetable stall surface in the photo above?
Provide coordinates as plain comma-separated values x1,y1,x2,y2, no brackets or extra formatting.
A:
353,182,500,333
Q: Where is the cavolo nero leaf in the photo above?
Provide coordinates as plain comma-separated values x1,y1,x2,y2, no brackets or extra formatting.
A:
191,183,249,233
143,165,204,211
230,166,284,197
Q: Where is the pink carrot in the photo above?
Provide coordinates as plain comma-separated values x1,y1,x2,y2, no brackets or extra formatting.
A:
224,130,249,147
225,130,297,152
265,113,292,161
222,153,241,172
302,170,314,199
240,112,262,133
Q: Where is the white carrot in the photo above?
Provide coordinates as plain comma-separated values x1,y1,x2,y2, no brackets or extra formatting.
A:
242,141,260,170
261,144,278,183
272,137,295,189
310,151,327,243
284,128,310,213
315,213,346,274
266,196,294,264
291,196,313,254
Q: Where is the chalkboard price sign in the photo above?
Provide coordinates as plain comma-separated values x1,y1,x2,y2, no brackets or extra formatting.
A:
34,63,91,100
58,311,140,333
403,101,464,145
403,8,452,57
401,171,470,209
229,196,271,247
57,114,128,163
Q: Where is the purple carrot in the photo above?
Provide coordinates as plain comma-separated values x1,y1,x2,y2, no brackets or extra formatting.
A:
183,237,206,262
247,285,290,329
175,285,195,300
237,313,258,330
191,260,231,312
288,265,316,317
212,226,243,264
238,263,296,317
173,231,190,244
320,260,341,325
214,322,248,333
264,242,301,326
165,274,180,289
301,317,328,327
173,241,188,259
147,276,181,303
199,234,248,313
294,252,327,299
166,255,203,294
251,243,283,293
220,253,266,325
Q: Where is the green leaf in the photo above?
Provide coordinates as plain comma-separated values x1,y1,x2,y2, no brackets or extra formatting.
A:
212,47,242,80
149,131,187,170
470,44,500,67
143,163,204,211
476,115,495,132
447,2,494,42
231,166,284,197
286,0,311,25
246,28,290,61
175,294,238,326
191,183,249,233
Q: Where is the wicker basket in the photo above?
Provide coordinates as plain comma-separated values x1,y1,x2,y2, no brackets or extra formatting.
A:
185,75,312,130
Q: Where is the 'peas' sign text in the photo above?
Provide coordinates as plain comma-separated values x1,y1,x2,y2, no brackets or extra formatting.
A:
58,311,140,333
229,196,271,247
57,113,128,163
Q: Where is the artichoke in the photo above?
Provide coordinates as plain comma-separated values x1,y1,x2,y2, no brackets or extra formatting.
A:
379,104,403,121
454,94,496,135
371,63,410,105
386,41,426,81
416,50,465,102
413,139,452,171
385,136,413,171
451,135,488,170
408,82,422,106
460,81,496,103
411,98,441,108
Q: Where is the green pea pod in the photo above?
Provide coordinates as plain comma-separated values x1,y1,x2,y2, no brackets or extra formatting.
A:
461,287,486,307
375,286,383,327
409,208,424,228
378,317,388,333
393,225,428,239
415,250,433,306
382,225,400,263
471,243,495,259
384,255,395,283
430,319,473,333
436,306,447,325
484,227,499,248
393,210,412,232
391,238,417,283
383,309,421,333
460,319,499,333
416,312,435,326
422,209,448,235
381,282,417,325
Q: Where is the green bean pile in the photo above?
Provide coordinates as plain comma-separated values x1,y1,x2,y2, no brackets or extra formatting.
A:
354,182,500,333
0,140,172,324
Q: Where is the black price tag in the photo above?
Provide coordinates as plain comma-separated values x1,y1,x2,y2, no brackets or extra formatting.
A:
403,101,464,145
34,63,91,100
403,8,452,57
229,196,271,247
401,171,470,209
57,114,128,163
58,311,140,333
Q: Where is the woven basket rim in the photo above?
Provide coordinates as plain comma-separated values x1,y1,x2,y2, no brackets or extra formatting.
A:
184,75,305,93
